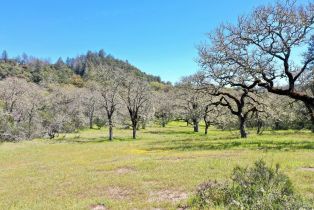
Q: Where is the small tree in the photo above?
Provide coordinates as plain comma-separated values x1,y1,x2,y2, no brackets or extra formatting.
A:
154,90,175,127
120,77,151,139
176,75,206,132
81,85,102,129
203,103,223,135
100,79,120,140
22,84,46,139
90,65,121,141
0,77,27,113
1,50,8,63
43,85,83,139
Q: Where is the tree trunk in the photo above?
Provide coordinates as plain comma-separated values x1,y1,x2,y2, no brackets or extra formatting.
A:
132,125,136,139
256,120,263,134
304,103,314,133
89,104,95,129
108,118,113,141
239,116,247,138
27,110,34,139
256,123,261,134
27,117,32,139
89,116,93,129
205,122,209,135
89,107,94,129
311,117,314,133
27,125,31,139
193,119,199,132
161,121,166,127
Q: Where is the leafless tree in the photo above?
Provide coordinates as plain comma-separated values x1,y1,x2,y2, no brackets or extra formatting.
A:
154,90,175,127
0,77,27,113
43,85,83,139
100,84,120,140
119,76,151,139
207,87,265,138
203,102,221,135
81,87,100,129
176,75,207,132
0,77,46,140
199,0,314,131
100,80,120,140
89,64,122,140
22,84,46,139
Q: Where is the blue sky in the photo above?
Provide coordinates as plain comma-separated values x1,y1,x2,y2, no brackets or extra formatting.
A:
0,0,308,83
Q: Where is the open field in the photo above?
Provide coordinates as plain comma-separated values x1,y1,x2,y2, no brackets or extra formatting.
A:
0,121,314,209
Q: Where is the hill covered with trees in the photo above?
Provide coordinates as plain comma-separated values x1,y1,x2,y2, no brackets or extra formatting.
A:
0,49,165,86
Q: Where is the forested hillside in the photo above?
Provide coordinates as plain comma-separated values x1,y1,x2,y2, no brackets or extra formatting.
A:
0,50,164,86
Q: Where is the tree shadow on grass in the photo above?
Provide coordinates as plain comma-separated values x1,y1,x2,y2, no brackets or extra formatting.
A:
144,130,197,135
51,136,135,144
143,139,314,152
259,131,313,137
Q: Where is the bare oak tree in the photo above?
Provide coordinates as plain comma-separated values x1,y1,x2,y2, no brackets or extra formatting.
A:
43,85,83,139
203,102,222,135
208,87,264,138
0,77,27,113
199,0,314,131
81,84,102,129
120,77,151,139
154,90,175,127
88,64,122,140
0,77,46,140
176,75,206,132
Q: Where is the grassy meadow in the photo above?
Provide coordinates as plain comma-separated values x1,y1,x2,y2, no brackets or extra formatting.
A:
0,121,313,209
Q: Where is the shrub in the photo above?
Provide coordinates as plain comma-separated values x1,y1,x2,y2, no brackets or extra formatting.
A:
94,117,106,129
188,160,311,209
188,180,230,209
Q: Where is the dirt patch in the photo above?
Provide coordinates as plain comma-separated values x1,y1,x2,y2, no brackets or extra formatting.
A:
77,186,131,200
107,186,131,200
149,190,188,203
90,166,135,175
89,204,106,210
115,167,135,175
300,167,314,172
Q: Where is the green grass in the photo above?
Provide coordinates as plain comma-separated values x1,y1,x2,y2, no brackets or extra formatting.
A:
0,121,313,209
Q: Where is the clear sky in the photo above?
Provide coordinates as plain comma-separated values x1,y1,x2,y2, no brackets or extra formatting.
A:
0,0,309,83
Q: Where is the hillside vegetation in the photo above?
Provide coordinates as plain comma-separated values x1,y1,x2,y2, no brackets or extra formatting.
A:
0,50,164,85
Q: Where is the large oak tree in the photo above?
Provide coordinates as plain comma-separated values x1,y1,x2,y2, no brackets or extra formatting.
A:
199,0,314,131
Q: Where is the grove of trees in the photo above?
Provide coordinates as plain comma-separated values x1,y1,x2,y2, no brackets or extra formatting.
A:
0,0,313,141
